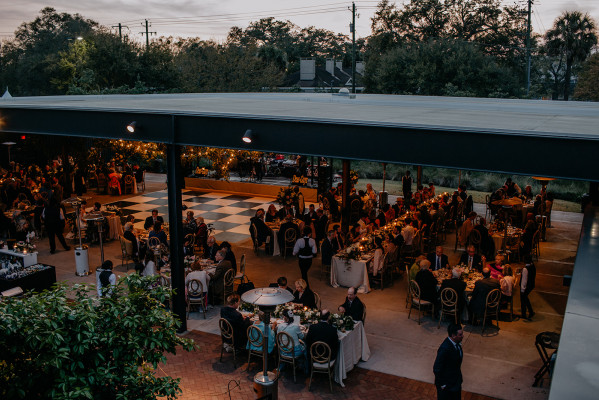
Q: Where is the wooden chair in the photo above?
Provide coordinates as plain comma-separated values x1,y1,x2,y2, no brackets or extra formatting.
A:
250,224,270,256
408,280,433,325
371,252,394,290
119,236,135,270
223,269,235,304
276,331,303,383
124,174,135,194
136,170,146,192
480,288,501,334
309,341,335,393
313,291,321,310
532,230,541,261
246,325,265,371
283,228,297,259
219,318,237,367
234,254,247,286
186,279,206,319
438,287,459,328
405,264,412,309
505,233,521,263
184,233,195,256
96,173,107,194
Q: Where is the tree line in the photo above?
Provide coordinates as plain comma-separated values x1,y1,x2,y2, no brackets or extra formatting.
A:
0,3,597,100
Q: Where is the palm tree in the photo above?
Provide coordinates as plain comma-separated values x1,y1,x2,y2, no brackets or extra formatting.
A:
545,11,597,100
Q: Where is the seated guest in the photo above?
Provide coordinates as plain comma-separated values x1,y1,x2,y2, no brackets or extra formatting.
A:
277,204,293,220
221,294,252,350
488,255,505,279
314,208,328,243
247,311,276,354
391,225,405,248
427,246,450,271
142,252,157,276
148,221,168,247
375,207,386,228
383,203,395,223
370,236,385,277
265,204,278,222
219,241,237,273
459,245,485,272
304,204,318,225
409,255,427,281
182,210,198,236
521,213,537,257
522,185,534,201
279,214,300,252
533,194,544,216
204,235,219,261
392,197,404,218
305,310,339,361
440,268,467,317
415,260,438,305
195,216,208,250
338,287,364,321
123,222,139,260
277,310,306,361
144,209,164,230
459,211,477,246
469,267,501,321
269,276,294,294
321,230,336,267
209,249,233,304
504,178,521,197
348,224,363,244
185,263,209,306
249,208,272,248
293,279,316,309
500,265,515,307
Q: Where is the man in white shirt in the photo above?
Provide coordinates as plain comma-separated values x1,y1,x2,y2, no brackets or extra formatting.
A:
401,218,416,246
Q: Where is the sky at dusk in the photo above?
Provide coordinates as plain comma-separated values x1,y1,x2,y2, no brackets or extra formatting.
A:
1,1,598,43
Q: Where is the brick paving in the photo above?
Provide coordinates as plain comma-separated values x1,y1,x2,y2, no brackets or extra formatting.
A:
157,330,496,400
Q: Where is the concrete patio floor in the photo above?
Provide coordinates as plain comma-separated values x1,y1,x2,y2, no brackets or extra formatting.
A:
30,176,581,399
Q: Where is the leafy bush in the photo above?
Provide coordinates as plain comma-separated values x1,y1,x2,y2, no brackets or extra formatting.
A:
0,275,196,400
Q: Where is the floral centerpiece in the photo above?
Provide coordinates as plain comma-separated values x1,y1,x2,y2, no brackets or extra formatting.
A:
273,303,320,324
276,186,298,207
14,241,36,253
329,313,355,331
337,246,361,265
239,301,259,313
183,255,197,268
105,204,122,216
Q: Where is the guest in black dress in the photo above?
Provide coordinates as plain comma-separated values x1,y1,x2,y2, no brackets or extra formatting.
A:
293,279,316,309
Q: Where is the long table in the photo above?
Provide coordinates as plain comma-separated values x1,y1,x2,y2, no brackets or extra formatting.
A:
330,256,371,294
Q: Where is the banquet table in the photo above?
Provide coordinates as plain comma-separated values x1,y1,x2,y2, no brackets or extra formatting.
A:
335,320,371,387
0,264,56,292
331,255,372,294
490,226,522,255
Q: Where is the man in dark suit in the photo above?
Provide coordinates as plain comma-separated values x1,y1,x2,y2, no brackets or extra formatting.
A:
268,276,294,294
278,214,299,254
321,230,336,266
469,268,500,320
209,250,233,304
305,310,340,361
144,209,164,230
433,323,464,400
304,204,318,225
338,287,364,322
458,246,485,272
276,204,293,220
204,236,219,261
220,294,252,350
314,208,328,243
440,268,467,318
428,246,450,271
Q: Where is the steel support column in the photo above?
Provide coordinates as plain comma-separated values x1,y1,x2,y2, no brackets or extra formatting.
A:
167,119,186,332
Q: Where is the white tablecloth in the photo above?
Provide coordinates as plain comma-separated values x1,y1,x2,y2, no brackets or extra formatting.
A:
107,216,123,240
331,256,371,294
272,228,280,256
335,321,371,387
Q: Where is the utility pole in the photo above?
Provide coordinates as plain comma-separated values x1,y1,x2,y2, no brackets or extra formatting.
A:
526,0,532,95
140,20,156,50
111,23,128,41
350,1,356,94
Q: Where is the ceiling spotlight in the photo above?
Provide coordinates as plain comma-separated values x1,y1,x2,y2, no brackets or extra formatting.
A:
242,129,253,143
126,121,137,133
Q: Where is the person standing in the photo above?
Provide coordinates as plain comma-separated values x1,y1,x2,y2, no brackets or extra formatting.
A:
433,323,464,400
402,170,413,202
520,255,536,320
42,197,71,254
292,226,317,286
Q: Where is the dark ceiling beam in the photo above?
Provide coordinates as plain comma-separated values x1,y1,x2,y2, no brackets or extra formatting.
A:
1,107,597,181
